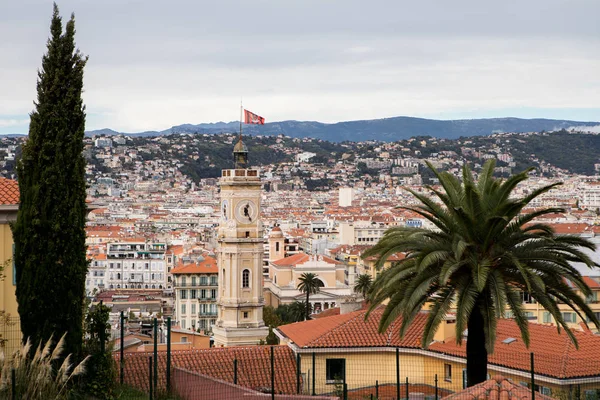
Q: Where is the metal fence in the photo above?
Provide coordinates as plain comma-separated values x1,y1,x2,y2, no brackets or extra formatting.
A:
113,315,600,399
0,315,21,357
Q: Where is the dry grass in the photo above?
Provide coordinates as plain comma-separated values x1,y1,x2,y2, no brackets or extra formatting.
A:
0,333,89,399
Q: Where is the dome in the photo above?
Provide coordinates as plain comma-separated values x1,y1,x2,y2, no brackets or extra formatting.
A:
270,226,283,238
233,139,248,153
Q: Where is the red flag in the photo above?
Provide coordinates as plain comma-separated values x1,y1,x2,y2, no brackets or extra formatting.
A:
244,109,265,125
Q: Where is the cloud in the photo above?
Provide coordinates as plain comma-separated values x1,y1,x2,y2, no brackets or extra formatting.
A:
0,0,599,134
0,118,29,128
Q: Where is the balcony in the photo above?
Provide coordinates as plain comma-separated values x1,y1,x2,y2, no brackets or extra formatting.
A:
173,282,218,288
198,311,218,317
198,297,217,302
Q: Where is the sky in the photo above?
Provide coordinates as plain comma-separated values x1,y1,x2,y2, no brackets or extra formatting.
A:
1,0,599,134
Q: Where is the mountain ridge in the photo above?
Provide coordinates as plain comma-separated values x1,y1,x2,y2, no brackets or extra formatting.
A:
16,116,600,142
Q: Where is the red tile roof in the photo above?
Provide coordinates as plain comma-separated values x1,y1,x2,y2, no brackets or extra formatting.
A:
277,307,426,349
0,178,19,205
171,256,218,274
442,375,552,400
430,319,600,379
117,346,299,394
272,252,342,267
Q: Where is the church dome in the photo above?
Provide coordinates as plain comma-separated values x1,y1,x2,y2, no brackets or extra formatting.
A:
270,226,283,238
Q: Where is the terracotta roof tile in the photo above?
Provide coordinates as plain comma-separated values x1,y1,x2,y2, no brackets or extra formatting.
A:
430,319,600,379
272,252,342,267
278,307,426,349
443,375,553,400
171,256,217,274
117,346,299,394
0,178,19,205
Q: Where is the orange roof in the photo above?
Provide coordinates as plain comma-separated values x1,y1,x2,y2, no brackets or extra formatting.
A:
430,319,600,379
171,256,217,274
0,178,19,205
444,375,552,400
117,346,299,394
583,276,600,289
272,252,342,267
277,307,426,349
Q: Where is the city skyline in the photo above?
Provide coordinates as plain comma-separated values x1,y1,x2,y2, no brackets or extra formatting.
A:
1,0,600,135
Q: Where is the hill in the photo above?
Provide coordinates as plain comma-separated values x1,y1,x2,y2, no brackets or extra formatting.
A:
85,116,600,142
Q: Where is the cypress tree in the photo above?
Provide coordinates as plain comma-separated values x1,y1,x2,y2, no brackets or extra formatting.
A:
12,3,88,359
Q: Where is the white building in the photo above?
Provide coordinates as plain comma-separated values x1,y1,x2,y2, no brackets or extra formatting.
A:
103,241,168,290
172,255,218,331
339,187,354,207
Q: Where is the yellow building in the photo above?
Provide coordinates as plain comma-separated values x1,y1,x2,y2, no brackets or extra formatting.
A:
0,178,21,355
276,306,600,397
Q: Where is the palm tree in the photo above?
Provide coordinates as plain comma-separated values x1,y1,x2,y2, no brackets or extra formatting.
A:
363,160,600,387
288,301,309,322
354,274,373,299
298,272,321,320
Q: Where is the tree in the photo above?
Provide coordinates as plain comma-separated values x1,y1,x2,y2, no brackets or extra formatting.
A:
363,160,600,387
12,3,88,359
354,274,373,299
298,273,321,320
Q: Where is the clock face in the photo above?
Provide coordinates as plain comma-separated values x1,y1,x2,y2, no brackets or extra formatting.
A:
221,200,228,220
235,199,257,224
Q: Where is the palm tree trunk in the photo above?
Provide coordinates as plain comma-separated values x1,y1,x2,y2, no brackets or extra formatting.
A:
306,291,310,320
466,306,488,386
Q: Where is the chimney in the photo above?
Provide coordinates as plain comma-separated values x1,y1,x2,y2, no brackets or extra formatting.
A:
433,315,457,343
340,296,363,314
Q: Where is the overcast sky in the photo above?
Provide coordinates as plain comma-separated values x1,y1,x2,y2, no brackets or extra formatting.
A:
1,0,599,134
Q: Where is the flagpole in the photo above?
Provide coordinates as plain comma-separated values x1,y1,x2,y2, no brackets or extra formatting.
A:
239,99,243,141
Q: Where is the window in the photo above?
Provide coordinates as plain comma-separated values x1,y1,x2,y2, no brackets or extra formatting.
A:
326,359,346,383
191,304,196,315
130,273,134,279
562,312,576,323
145,263,149,270
210,276,218,286
543,312,552,323
276,242,280,252
181,304,186,315
444,364,452,382
191,289,197,299
117,273,121,280
243,311,249,319
201,289,206,299
242,269,250,288
200,276,208,285
211,289,216,299
181,336,187,343
192,277,197,286
181,320,186,329
180,290,187,299
182,276,187,285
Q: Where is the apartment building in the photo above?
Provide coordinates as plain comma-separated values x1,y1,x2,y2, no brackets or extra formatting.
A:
172,255,218,331
102,241,167,290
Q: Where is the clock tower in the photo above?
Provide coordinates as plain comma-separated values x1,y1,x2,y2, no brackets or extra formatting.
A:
212,135,269,346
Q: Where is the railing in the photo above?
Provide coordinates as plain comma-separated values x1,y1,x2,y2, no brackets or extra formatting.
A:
173,282,218,288
198,311,218,317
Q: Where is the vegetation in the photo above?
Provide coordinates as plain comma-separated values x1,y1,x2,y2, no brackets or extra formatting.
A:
363,160,600,386
353,274,373,299
298,273,322,320
82,303,117,399
12,4,88,359
0,334,89,399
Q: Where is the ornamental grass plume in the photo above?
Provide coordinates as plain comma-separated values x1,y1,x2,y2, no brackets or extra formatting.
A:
0,333,89,399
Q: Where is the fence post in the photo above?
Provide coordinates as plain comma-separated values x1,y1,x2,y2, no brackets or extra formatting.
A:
296,353,301,394
234,359,238,385
312,351,316,396
376,380,379,399
396,348,400,400
153,318,158,392
435,374,438,400
166,317,171,393
531,352,535,400
343,383,348,400
11,368,15,400
120,311,124,385
405,377,409,400
271,346,275,400
148,356,153,400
